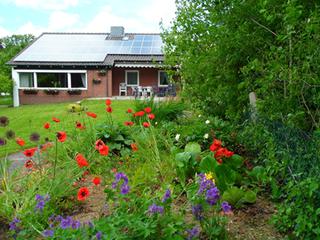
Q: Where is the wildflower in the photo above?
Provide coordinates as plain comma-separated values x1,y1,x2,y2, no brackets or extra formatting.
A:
15,137,25,147
203,133,209,139
6,130,15,139
96,231,103,240
134,111,145,117
148,203,164,215
106,106,112,113
112,172,130,194
77,187,90,201
144,107,152,113
111,168,117,173
204,172,214,183
0,116,9,127
131,143,138,152
76,121,85,130
124,121,134,126
44,122,50,129
40,142,53,152
92,177,101,186
221,201,232,214
75,154,89,168
86,112,97,118
127,108,133,113
175,134,180,141
186,227,200,240
205,120,210,124
29,132,40,142
35,200,45,211
214,147,234,160
42,229,54,237
24,159,34,168
209,139,222,152
191,204,203,220
9,217,20,231
95,139,105,150
23,147,37,157
206,187,220,205
35,193,50,212
60,216,73,229
143,122,150,128
105,99,112,106
197,173,215,195
120,184,130,194
56,131,67,142
0,137,6,146
148,113,155,120
71,220,81,229
99,145,109,156
161,189,171,203
198,114,201,118
52,117,60,123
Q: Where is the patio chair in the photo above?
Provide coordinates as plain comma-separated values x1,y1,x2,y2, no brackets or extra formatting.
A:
119,83,127,96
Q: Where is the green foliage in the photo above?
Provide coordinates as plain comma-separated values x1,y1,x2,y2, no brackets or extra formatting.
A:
222,187,256,208
66,103,84,113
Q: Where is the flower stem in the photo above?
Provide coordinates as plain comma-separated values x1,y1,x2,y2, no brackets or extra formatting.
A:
53,137,58,180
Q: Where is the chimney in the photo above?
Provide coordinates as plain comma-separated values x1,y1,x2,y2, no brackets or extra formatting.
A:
110,26,125,37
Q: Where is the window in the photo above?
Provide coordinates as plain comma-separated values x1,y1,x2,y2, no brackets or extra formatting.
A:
19,73,34,87
158,71,169,86
71,73,86,88
37,73,68,88
126,71,139,86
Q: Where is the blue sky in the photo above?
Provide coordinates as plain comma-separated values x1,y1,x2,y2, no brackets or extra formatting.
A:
0,0,176,37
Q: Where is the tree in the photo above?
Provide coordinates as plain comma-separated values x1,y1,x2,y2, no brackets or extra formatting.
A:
0,34,34,93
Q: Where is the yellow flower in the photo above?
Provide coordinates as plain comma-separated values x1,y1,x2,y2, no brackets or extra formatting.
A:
205,172,215,183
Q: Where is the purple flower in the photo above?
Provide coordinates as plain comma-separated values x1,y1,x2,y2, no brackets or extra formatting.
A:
197,173,215,195
55,215,63,222
120,183,130,195
42,229,54,237
35,193,50,212
35,194,44,201
221,201,232,213
35,200,45,211
115,172,128,184
112,172,130,194
71,220,81,229
161,189,171,203
0,137,6,146
191,204,203,221
9,218,20,231
186,226,200,240
60,216,73,229
206,187,220,205
96,231,103,240
148,203,164,215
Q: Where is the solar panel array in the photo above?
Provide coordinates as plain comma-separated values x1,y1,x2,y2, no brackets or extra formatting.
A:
14,34,163,63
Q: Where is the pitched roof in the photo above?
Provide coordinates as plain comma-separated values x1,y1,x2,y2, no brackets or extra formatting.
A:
8,32,164,66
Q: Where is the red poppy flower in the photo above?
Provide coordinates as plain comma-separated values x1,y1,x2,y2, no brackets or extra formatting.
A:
40,142,53,152
111,168,117,173
148,114,155,120
124,121,134,126
77,187,90,201
99,145,109,156
92,177,101,186
76,121,85,130
24,159,34,169
16,137,25,147
86,112,97,118
83,170,89,176
143,122,150,128
23,147,37,157
144,107,152,113
95,139,105,150
56,131,67,142
209,139,222,152
217,159,223,165
106,106,112,113
75,153,89,168
72,182,78,187
52,117,60,123
105,99,112,106
223,149,234,158
44,122,50,129
131,143,138,152
134,111,145,117
127,108,133,113
214,147,234,160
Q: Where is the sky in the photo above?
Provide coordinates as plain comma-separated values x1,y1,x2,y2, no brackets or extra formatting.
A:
0,0,177,37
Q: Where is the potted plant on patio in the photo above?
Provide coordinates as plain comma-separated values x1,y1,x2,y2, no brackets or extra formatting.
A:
93,79,102,85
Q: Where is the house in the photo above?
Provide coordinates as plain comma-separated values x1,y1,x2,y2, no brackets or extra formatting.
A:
8,26,171,107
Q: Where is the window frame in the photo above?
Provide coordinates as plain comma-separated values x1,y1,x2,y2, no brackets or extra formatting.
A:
158,70,169,87
17,69,87,90
125,70,139,86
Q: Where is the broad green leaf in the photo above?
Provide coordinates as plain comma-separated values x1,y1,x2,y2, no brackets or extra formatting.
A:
243,190,257,203
184,142,201,154
199,155,216,173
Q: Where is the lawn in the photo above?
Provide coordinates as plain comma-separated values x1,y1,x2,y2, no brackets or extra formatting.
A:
0,100,133,157
0,96,12,106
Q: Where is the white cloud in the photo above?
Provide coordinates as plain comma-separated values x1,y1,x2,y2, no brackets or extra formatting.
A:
0,26,12,37
16,21,46,36
48,11,79,31
12,0,78,10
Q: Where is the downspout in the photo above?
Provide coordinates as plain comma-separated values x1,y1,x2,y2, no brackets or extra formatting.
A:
12,67,19,107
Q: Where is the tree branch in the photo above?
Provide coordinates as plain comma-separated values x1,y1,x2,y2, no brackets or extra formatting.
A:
250,18,277,36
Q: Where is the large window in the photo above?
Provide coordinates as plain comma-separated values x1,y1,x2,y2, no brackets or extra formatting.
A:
37,73,68,88
126,71,139,86
158,71,169,86
71,73,86,88
19,73,34,87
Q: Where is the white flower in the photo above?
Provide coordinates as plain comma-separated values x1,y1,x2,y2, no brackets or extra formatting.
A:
205,120,210,124
198,114,202,118
175,134,180,141
203,133,209,139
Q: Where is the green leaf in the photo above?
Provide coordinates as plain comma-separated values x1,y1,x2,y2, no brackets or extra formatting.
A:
199,155,216,173
243,190,257,203
227,154,243,168
114,134,125,141
222,187,245,206
184,142,201,154
175,152,191,168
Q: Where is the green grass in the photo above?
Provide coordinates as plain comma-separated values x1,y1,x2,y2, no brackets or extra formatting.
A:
0,96,12,106
0,100,134,157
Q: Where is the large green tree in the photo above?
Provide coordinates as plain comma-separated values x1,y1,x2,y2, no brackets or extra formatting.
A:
162,0,320,130
0,34,34,93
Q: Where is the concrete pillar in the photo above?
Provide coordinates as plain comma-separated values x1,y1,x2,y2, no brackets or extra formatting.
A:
107,69,112,97
12,68,19,107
